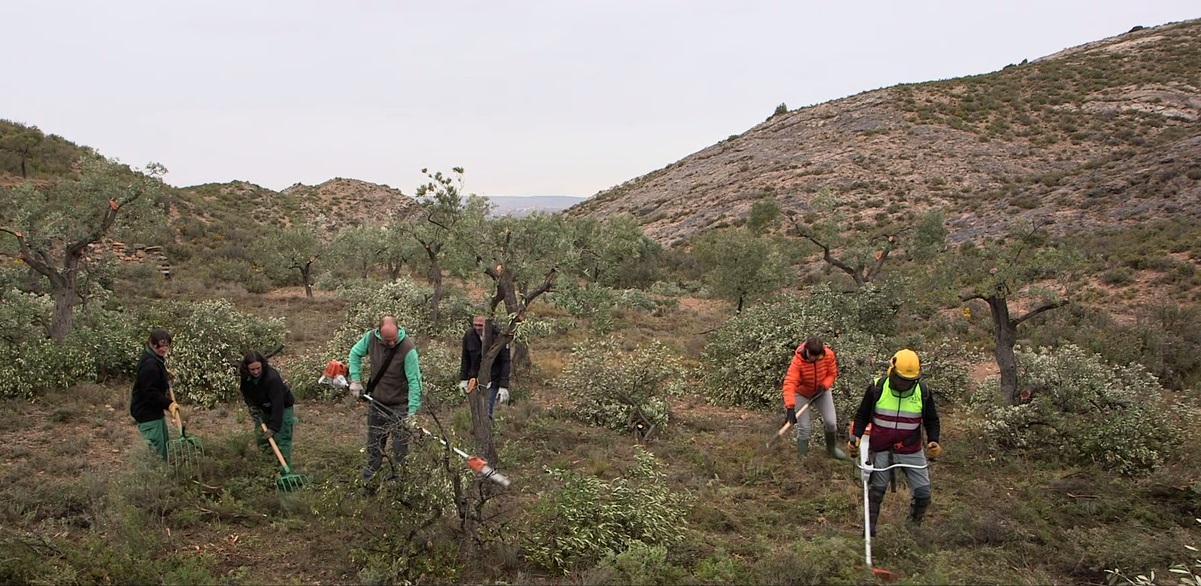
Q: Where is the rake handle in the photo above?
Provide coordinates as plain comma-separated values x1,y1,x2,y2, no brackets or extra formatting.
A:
766,396,818,447
166,386,187,435
261,422,291,472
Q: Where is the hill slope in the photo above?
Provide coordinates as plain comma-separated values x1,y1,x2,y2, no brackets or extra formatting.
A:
566,19,1201,247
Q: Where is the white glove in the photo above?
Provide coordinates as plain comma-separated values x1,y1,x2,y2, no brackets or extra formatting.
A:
458,380,469,391
349,380,363,398
497,387,510,404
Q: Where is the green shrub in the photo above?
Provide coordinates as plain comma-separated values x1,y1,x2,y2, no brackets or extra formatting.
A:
550,283,618,332
70,303,144,381
701,285,896,411
587,542,688,585
981,344,1186,475
526,448,692,574
558,338,682,435
140,299,286,407
0,338,94,399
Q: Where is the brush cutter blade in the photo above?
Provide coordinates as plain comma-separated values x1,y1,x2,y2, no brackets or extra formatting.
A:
872,567,899,582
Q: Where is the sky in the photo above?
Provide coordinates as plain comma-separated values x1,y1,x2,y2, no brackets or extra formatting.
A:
1,2,1197,197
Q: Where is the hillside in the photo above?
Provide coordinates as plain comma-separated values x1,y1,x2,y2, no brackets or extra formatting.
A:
566,19,1201,247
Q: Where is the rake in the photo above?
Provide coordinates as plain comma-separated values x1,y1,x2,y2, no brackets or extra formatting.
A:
166,388,203,473
261,423,308,493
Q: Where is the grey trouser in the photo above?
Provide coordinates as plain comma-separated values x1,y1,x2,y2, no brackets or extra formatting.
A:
794,391,839,439
364,402,409,481
868,450,931,500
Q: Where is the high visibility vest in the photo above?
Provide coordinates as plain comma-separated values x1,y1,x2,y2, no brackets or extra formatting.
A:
870,377,924,454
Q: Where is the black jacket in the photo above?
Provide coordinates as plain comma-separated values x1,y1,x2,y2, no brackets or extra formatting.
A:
240,365,295,432
130,347,173,423
459,326,511,388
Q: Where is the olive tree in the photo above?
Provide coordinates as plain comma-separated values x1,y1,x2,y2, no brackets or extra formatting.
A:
0,158,167,340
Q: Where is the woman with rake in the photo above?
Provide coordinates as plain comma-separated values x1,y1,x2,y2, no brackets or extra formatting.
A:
130,329,179,460
239,351,298,466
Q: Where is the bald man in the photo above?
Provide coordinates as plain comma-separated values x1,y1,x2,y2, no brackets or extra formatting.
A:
348,315,423,486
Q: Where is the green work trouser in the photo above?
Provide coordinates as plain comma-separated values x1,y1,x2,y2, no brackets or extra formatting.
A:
137,418,168,460
253,407,297,466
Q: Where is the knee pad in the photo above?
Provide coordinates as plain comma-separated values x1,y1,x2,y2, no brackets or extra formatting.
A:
869,485,886,504
912,485,931,503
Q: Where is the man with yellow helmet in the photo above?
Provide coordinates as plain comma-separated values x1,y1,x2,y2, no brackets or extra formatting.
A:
848,349,943,536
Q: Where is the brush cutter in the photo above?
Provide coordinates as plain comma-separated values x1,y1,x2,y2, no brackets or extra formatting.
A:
318,367,512,487
765,388,827,449
261,422,307,493
853,423,928,583
165,387,204,473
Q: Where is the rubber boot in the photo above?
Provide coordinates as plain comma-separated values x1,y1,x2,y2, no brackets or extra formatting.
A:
868,485,885,537
908,496,930,526
825,431,848,460
796,437,809,460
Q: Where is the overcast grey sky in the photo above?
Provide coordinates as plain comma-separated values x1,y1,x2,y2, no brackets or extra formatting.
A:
1,2,1197,197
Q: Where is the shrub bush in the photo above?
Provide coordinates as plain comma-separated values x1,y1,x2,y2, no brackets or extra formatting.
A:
526,448,692,574
702,285,896,412
980,344,1186,475
557,338,682,435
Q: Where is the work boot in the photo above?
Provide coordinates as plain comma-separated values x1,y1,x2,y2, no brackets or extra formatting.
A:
796,437,809,460
908,496,930,526
825,431,848,460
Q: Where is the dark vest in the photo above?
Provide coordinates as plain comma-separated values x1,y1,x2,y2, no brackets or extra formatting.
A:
368,333,415,406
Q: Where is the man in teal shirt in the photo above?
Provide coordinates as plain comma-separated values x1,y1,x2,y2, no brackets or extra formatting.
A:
348,315,423,485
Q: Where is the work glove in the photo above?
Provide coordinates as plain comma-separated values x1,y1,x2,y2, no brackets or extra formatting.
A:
248,406,265,422
926,441,943,459
458,380,469,391
167,402,180,417
262,427,275,441
402,414,418,432
847,435,860,455
784,407,797,425
497,387,510,404
349,380,363,399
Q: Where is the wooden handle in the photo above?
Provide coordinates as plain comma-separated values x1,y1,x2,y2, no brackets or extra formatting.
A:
261,423,289,470
166,386,184,431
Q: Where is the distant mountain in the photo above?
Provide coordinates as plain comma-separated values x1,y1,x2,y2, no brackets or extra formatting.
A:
485,195,587,217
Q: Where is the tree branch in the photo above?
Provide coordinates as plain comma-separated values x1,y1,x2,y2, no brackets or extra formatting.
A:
0,227,56,279
1012,298,1069,326
522,267,557,306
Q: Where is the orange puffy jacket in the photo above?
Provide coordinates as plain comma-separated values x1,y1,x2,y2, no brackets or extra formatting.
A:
782,344,838,408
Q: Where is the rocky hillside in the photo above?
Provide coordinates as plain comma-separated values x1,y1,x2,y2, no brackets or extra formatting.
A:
566,19,1201,247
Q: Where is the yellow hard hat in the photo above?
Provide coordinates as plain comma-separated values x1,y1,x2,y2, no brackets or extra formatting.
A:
890,349,921,380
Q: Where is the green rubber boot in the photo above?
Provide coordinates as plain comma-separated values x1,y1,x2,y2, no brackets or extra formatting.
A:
825,431,848,460
796,436,809,460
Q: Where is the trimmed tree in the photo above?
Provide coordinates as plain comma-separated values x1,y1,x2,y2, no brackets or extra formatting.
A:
0,158,167,340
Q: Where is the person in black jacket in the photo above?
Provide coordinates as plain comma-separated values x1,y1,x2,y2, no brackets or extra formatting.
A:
239,351,297,465
130,329,178,460
459,316,511,418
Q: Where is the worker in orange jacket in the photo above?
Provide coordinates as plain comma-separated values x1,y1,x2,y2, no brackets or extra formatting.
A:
782,337,848,461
